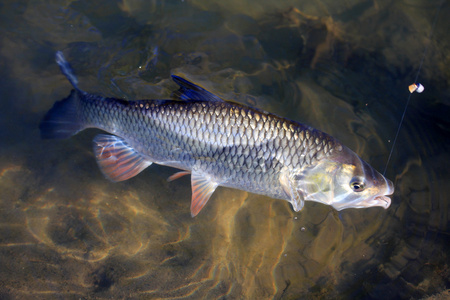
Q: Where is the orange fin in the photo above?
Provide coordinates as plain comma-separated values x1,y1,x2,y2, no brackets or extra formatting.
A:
93,134,152,182
190,171,218,217
167,171,191,182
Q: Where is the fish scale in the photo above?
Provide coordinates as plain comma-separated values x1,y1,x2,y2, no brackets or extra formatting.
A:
78,96,340,200
40,52,394,216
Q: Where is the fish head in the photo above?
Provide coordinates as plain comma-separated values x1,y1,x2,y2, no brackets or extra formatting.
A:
326,146,394,210
284,145,394,211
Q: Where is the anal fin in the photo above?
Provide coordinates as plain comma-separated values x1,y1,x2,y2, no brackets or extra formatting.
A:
190,171,218,217
93,134,152,182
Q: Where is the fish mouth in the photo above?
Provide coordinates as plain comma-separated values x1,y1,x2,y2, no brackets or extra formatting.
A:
374,195,392,209
374,177,394,209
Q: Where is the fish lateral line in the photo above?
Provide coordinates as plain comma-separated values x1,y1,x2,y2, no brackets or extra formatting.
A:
41,51,395,217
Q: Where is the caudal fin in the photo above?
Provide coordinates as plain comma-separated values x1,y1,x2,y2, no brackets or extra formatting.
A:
55,51,79,89
40,51,86,139
39,89,85,139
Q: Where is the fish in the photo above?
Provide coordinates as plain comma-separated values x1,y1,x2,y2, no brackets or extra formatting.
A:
40,52,394,217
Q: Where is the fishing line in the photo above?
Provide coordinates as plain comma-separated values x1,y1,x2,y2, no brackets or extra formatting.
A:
382,1,444,176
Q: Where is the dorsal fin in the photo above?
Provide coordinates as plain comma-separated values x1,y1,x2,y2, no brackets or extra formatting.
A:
171,75,223,102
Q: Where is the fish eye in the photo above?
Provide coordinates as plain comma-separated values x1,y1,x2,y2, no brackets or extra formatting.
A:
350,177,365,192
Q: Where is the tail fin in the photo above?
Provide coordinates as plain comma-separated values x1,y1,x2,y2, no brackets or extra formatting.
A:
40,52,85,139
55,51,79,89
40,90,85,139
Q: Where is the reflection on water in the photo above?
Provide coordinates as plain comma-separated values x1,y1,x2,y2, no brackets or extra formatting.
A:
0,0,449,298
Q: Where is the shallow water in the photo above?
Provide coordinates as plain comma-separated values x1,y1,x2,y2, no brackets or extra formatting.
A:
0,0,449,299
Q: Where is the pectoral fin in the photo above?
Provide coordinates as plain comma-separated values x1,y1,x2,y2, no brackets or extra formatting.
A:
280,170,305,212
93,134,152,182
190,171,218,217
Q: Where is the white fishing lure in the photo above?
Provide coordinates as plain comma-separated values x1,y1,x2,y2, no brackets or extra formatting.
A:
408,83,424,93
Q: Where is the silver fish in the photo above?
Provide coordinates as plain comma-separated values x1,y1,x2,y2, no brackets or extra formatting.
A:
40,52,394,216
